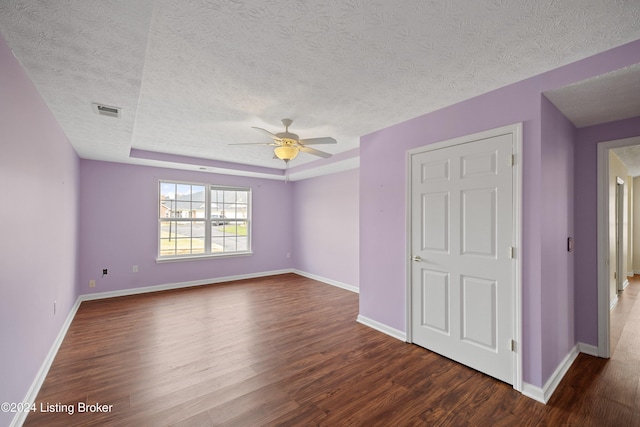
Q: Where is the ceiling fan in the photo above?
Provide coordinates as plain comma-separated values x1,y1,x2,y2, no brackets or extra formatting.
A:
231,119,336,165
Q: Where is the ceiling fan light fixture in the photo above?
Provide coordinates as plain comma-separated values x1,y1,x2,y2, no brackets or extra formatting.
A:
274,145,299,162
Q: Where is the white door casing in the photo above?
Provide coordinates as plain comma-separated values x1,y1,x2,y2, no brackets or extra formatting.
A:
406,124,522,389
615,177,624,293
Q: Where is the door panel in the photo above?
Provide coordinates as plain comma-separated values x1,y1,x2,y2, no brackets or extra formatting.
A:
411,133,514,384
422,159,450,182
461,275,497,350
421,192,449,252
461,150,497,178
420,269,450,333
461,188,496,257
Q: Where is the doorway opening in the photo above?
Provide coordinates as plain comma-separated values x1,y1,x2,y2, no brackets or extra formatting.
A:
597,136,640,358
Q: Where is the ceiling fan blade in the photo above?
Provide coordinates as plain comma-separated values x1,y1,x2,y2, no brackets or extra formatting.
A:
298,145,332,158
252,126,283,141
298,137,337,145
228,142,278,146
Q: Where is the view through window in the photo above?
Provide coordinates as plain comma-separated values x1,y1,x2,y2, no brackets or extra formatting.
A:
159,181,251,258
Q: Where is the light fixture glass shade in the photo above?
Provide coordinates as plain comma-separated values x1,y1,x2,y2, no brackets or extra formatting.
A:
274,145,299,162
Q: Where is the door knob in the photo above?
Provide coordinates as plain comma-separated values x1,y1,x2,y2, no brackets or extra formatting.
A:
413,255,422,262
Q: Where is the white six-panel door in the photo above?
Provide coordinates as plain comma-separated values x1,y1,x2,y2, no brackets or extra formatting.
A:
410,131,516,384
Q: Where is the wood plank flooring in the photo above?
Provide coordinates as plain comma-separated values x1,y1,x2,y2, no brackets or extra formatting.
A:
24,273,640,426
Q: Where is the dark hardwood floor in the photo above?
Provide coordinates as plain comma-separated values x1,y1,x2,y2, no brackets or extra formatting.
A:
24,273,640,426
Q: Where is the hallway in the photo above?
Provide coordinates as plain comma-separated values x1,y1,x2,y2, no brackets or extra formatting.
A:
610,275,640,373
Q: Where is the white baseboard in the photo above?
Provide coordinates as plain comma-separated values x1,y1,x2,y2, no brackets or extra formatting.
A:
521,382,546,404
622,279,630,290
10,298,82,427
81,269,357,302
292,269,359,293
610,294,619,310
542,345,580,403
356,314,406,341
80,269,294,301
521,345,579,404
627,272,634,278
578,342,599,356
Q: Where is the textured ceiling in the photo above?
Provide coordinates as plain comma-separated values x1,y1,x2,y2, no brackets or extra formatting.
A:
612,144,640,177
1,0,640,175
544,64,640,128
545,63,640,175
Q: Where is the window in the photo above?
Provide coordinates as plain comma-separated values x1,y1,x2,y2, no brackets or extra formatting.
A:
159,181,251,259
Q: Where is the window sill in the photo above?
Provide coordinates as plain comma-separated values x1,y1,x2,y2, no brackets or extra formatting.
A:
156,251,253,263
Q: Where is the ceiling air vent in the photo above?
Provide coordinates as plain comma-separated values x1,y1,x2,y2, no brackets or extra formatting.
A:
92,102,121,119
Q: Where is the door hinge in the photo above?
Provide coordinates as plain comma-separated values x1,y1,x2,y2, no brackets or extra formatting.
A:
510,339,516,352
511,154,516,166
509,247,515,259
614,271,617,279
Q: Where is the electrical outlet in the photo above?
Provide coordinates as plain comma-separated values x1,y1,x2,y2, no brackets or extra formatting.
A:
89,280,96,288
132,265,138,273
102,268,108,276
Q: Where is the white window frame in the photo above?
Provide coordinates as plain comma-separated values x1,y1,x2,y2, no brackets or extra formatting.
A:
157,180,252,261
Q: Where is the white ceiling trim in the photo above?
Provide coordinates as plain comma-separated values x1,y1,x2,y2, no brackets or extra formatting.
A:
288,157,360,182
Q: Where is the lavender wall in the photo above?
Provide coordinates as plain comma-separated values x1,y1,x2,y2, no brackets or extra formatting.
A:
359,39,640,388
292,168,359,288
574,116,640,345
0,35,79,426
540,96,576,382
360,84,545,386
78,160,294,295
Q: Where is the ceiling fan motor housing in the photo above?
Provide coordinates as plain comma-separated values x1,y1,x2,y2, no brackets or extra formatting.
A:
276,132,299,142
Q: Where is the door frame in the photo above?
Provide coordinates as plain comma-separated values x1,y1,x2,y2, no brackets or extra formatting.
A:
405,123,523,392
616,177,624,292
596,136,640,358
